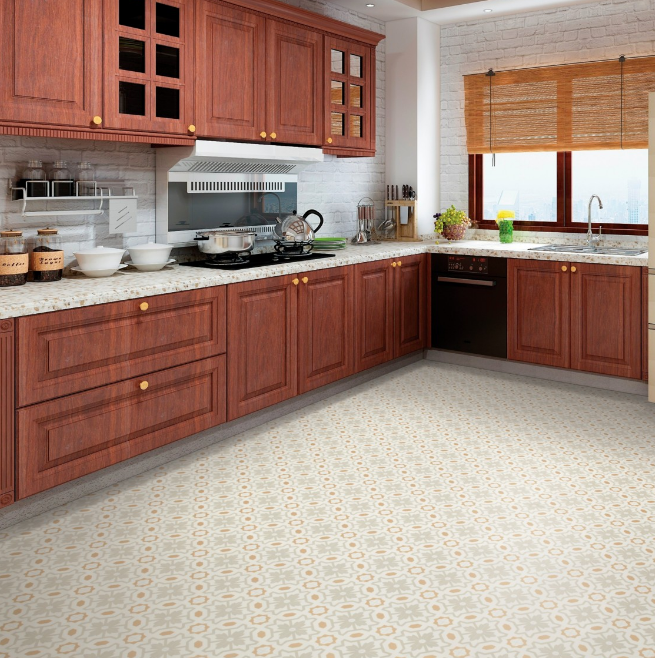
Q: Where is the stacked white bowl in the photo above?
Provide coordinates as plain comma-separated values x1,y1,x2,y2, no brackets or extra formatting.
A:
73,246,127,278
126,242,174,271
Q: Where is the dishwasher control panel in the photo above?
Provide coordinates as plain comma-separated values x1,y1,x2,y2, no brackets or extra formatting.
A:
447,255,489,274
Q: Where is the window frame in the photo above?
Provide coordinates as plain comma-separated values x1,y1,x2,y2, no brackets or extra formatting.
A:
469,151,648,235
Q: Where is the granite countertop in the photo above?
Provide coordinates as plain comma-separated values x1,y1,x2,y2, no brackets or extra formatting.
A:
0,240,648,320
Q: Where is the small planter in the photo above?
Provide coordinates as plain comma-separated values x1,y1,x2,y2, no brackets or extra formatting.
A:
498,219,513,244
442,223,468,241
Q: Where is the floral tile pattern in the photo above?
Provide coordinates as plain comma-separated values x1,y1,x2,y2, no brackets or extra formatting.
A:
1,362,655,658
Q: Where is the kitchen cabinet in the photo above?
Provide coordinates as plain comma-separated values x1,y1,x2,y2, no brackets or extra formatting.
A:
195,1,266,142
508,259,642,379
643,267,648,381
0,0,102,129
17,356,226,499
507,260,570,369
298,266,354,393
570,263,642,379
394,254,428,357
17,287,226,407
0,320,14,509
104,0,195,136
324,36,376,155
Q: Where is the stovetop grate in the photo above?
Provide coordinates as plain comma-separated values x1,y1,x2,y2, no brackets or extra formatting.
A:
180,251,336,271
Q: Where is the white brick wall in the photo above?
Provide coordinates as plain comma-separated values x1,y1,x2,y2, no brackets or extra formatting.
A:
440,0,655,215
0,0,384,263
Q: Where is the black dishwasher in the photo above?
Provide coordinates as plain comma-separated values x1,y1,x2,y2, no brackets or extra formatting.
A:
431,254,507,358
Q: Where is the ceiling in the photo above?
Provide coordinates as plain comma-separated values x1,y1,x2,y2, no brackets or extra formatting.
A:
329,0,595,24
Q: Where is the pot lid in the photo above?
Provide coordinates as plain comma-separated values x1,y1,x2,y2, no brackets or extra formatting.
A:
73,245,125,255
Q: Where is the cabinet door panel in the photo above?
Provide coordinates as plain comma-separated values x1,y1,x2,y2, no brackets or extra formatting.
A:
17,356,226,499
266,20,323,146
0,0,102,127
355,259,394,371
0,320,14,508
643,268,648,381
298,266,354,393
570,263,641,379
196,2,266,140
508,259,570,368
228,276,297,420
394,254,427,357
18,287,226,407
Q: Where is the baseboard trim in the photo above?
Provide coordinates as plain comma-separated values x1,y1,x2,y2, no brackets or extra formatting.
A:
425,349,649,396
0,352,423,530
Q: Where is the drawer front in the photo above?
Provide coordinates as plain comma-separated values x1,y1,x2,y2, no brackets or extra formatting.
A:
17,287,226,407
17,356,226,499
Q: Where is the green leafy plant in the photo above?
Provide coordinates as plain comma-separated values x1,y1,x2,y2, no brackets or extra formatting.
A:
433,205,471,235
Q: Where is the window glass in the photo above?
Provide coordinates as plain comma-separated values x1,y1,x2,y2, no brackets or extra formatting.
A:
572,150,647,225
119,0,145,30
483,152,558,222
331,50,344,75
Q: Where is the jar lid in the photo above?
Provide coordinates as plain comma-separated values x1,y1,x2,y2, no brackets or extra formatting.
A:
26,160,43,168
78,162,93,168
1,230,23,237
53,161,68,168
37,228,58,235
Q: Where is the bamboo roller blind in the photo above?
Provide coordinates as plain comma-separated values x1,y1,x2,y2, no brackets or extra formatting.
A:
464,57,655,153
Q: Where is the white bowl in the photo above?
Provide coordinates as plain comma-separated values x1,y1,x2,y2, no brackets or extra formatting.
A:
125,258,175,272
127,241,173,266
74,246,125,271
71,264,128,278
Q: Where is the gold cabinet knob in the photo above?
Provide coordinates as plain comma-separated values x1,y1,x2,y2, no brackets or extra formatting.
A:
327,137,333,144
188,124,196,133
260,131,267,139
561,266,568,272
139,381,149,391
92,116,102,125
140,302,149,311
292,278,299,286
391,262,397,267
270,132,277,139
397,260,402,266
571,266,577,273
302,277,309,284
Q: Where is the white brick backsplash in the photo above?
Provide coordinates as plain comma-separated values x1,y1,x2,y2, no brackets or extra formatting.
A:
0,0,384,264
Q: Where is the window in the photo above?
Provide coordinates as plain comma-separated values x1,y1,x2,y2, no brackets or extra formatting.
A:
470,149,648,234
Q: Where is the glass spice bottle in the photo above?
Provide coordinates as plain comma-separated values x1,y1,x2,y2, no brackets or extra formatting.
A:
31,228,64,282
50,161,74,197
76,162,96,196
0,230,29,287
21,160,48,197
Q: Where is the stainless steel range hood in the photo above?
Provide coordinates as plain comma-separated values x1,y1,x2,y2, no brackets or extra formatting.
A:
156,140,324,245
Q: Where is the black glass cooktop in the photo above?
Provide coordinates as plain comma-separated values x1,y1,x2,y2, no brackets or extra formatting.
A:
180,251,336,271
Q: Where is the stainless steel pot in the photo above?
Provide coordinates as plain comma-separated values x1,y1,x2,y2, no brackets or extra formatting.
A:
194,230,256,255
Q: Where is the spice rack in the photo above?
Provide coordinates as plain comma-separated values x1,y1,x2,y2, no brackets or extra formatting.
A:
9,182,137,218
383,199,420,242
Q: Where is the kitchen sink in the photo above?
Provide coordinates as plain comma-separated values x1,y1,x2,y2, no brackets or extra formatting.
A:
528,244,646,256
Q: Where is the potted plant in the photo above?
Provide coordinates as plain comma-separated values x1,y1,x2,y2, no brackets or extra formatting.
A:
496,210,515,243
434,205,471,241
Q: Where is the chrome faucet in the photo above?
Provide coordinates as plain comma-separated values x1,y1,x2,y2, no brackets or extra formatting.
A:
587,195,603,250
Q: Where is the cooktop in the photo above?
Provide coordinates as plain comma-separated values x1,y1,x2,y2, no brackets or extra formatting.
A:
180,251,336,271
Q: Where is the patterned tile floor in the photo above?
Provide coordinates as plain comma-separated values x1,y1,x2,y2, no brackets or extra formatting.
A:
1,362,655,658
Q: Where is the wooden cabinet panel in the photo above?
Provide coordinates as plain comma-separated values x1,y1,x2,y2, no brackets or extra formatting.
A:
355,258,394,372
570,263,641,379
0,320,14,508
227,276,298,420
508,259,570,368
394,254,427,357
266,20,323,146
196,1,266,141
17,356,226,499
18,287,226,407
0,0,102,128
643,268,648,381
298,266,354,393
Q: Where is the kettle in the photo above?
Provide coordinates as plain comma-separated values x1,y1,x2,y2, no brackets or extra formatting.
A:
274,209,324,243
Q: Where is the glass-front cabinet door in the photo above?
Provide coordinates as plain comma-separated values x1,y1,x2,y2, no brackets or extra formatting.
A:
325,37,374,153
104,0,194,135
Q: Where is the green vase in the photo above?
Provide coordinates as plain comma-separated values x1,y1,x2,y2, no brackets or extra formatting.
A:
498,219,513,244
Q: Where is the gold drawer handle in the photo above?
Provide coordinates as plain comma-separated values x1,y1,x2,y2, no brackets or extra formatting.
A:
561,266,568,272
270,132,277,139
140,302,149,311
92,115,102,125
302,277,309,284
571,266,577,273
292,278,299,286
260,131,267,139
139,381,149,391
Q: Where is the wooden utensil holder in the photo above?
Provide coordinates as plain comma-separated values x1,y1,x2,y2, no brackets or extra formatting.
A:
384,200,421,242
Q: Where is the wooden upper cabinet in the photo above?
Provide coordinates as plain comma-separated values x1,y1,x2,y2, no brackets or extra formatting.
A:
394,254,427,357
0,0,102,128
103,0,194,135
325,36,375,154
266,20,323,146
508,259,570,369
196,2,266,141
570,263,642,379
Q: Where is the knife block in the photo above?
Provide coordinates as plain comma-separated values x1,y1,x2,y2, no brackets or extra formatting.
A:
384,200,421,242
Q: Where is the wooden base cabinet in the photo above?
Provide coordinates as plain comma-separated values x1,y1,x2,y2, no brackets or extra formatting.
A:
508,259,642,379
17,356,226,499
0,320,14,508
394,254,428,357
